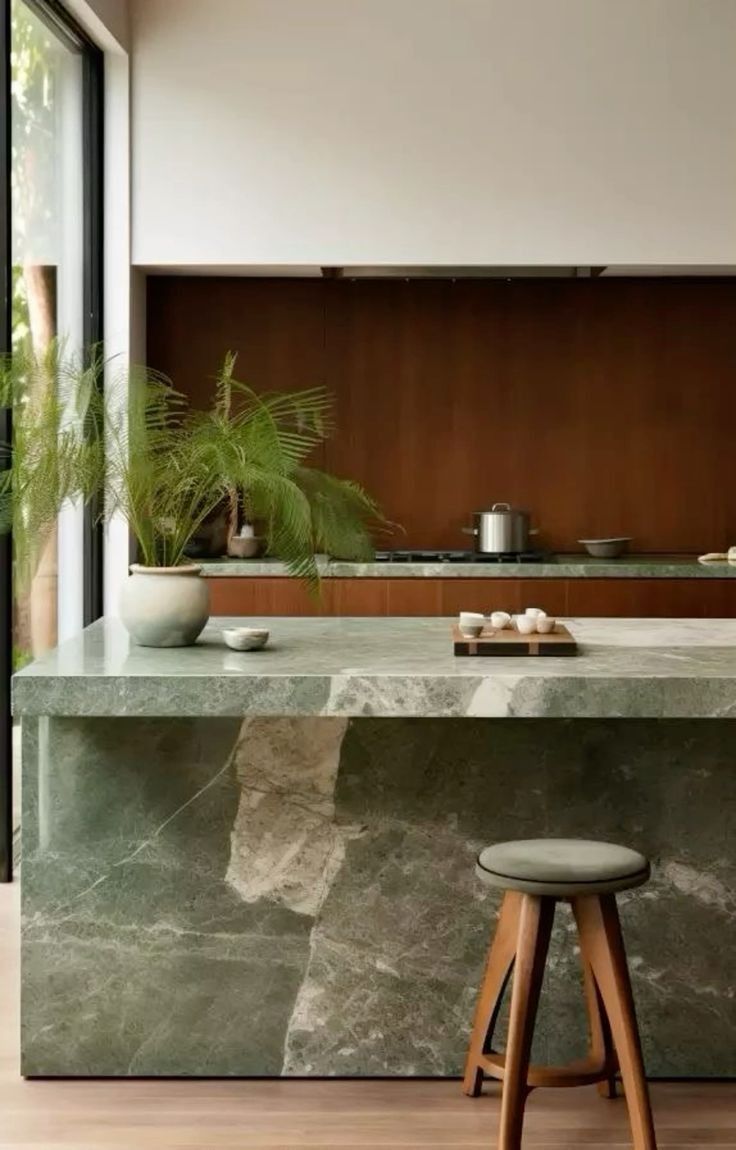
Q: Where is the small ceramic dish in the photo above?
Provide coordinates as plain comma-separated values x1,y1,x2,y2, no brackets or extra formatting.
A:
223,627,270,651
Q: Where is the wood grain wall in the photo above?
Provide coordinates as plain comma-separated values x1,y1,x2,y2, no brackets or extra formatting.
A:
206,576,736,620
147,277,736,554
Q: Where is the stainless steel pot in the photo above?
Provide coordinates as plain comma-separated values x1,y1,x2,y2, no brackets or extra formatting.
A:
462,503,537,554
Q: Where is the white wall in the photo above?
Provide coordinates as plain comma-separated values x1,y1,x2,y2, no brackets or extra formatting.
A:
130,0,736,268
103,49,137,618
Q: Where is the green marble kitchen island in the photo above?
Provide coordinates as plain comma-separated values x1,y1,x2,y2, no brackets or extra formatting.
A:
13,617,736,1077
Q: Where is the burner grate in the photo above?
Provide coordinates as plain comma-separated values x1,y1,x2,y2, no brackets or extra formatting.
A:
371,549,551,564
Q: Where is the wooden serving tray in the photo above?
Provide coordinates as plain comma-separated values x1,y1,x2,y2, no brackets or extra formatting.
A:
453,623,578,657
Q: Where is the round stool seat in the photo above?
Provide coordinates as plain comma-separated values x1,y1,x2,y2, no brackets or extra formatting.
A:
476,837,650,896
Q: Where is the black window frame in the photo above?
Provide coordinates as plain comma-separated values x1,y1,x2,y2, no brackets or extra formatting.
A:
0,0,12,884
0,0,104,882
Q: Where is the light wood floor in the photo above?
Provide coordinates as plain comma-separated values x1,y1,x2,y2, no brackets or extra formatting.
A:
1,882,734,1148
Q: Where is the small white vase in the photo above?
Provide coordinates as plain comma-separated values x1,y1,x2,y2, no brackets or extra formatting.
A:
120,564,210,647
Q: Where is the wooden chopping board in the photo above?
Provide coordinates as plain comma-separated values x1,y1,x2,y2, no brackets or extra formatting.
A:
453,623,578,657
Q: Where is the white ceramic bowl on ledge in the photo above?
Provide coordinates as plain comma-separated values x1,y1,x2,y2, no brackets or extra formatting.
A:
222,627,270,651
578,537,632,559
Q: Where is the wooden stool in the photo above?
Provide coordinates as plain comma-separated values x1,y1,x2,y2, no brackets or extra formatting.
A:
463,838,657,1150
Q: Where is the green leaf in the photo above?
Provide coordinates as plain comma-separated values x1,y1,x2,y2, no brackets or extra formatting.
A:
0,342,391,592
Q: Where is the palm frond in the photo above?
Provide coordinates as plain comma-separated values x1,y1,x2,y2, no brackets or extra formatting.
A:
0,344,390,588
294,468,383,561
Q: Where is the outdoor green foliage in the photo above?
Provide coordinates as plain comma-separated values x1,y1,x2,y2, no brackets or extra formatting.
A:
0,343,383,590
11,0,55,343
0,341,104,594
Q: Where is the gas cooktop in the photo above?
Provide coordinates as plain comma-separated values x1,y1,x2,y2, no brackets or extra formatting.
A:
371,549,551,563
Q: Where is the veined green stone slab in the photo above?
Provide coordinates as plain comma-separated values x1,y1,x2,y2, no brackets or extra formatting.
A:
21,714,736,1077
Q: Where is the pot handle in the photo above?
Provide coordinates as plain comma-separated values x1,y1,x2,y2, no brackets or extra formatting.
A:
461,526,478,536
490,502,511,512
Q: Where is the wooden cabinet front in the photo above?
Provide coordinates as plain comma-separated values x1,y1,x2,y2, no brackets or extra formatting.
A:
208,577,736,618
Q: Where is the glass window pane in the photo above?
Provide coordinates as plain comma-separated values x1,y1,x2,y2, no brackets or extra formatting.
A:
11,0,84,659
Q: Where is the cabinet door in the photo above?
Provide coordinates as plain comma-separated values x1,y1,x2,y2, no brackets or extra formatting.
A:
207,578,322,616
566,579,736,617
208,576,736,618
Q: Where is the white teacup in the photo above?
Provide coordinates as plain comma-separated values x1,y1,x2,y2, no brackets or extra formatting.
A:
459,611,485,637
515,615,537,635
524,607,546,620
536,616,557,634
490,610,511,630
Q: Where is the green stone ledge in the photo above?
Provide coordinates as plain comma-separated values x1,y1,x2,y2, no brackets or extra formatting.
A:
199,555,736,578
12,617,736,719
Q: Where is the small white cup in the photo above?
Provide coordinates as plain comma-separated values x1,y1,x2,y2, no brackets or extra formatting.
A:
536,615,556,634
524,607,546,620
459,611,485,626
459,611,485,637
490,610,511,630
515,615,537,635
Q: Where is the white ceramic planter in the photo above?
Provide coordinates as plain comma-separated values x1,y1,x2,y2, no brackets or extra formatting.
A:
120,564,210,647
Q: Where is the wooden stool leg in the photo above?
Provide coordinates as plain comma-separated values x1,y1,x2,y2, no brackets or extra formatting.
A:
573,895,657,1150
497,895,556,1150
463,891,522,1096
582,957,618,1098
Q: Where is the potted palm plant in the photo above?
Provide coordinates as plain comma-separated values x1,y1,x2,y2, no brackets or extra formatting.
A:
0,344,383,648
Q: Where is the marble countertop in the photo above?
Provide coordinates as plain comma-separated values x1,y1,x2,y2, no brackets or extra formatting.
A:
200,555,736,579
13,617,736,719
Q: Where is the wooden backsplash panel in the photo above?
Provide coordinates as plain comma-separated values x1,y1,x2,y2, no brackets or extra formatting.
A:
147,277,327,469
147,277,736,552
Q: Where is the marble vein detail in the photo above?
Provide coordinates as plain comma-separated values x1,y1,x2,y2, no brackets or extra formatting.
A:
226,717,355,916
280,718,736,1077
21,717,312,1076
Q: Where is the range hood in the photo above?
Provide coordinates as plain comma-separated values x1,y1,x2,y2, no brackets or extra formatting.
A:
143,264,736,278
320,266,605,279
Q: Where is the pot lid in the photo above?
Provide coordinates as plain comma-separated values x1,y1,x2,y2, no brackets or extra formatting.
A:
474,503,527,515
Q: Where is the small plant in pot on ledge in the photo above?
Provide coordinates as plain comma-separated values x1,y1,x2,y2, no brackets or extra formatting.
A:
0,345,383,648
113,352,383,646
